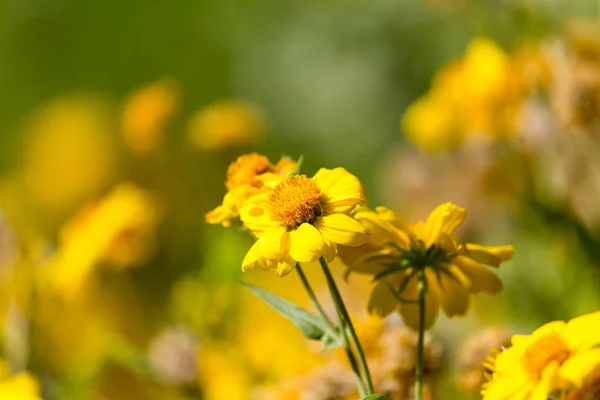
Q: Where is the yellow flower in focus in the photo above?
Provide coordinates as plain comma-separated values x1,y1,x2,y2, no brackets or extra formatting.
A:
483,311,600,400
0,362,41,400
188,99,265,151
206,153,297,227
42,183,158,295
19,95,117,213
122,78,180,155
338,203,513,331
240,168,368,277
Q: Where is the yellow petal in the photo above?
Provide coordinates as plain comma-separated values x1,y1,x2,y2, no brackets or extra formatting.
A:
316,214,369,247
276,260,295,277
313,167,364,213
464,243,514,267
259,227,289,259
454,256,503,294
427,269,470,317
564,311,600,350
242,240,262,272
482,374,535,400
288,223,325,263
559,348,600,387
399,276,439,331
421,203,466,247
323,240,337,263
367,281,397,317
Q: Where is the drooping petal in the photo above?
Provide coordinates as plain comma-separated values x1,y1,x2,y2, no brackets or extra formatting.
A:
316,214,369,247
464,244,515,267
259,227,289,259
288,223,325,263
242,240,262,272
367,281,397,317
399,276,439,331
276,260,295,277
427,269,470,317
313,167,364,213
453,256,503,294
420,203,466,247
323,240,337,263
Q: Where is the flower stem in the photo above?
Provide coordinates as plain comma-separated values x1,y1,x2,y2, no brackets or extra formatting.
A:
415,269,426,400
318,257,375,395
297,263,366,397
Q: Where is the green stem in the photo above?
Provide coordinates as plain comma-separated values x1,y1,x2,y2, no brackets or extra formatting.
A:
415,269,426,400
296,263,366,397
318,257,375,395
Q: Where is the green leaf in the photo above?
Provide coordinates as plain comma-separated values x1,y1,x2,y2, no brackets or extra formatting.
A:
242,282,329,340
361,395,390,400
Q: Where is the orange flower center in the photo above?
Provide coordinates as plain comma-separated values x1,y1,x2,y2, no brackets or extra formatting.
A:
269,175,323,228
225,153,275,190
523,334,570,378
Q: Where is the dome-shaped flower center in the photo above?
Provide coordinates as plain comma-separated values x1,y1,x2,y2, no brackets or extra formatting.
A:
226,153,275,190
523,333,570,378
269,175,323,228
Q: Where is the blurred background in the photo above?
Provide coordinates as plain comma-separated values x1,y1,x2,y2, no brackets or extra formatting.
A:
1,0,600,398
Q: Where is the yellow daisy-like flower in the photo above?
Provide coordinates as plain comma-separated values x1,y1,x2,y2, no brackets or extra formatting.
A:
483,311,600,400
206,153,297,227
239,168,369,277
338,202,513,331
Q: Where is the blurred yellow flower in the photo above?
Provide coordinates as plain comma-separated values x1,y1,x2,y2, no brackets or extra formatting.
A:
121,78,180,155
19,95,117,214
339,203,513,331
483,311,600,400
239,168,368,276
401,37,524,150
0,362,41,400
206,153,297,227
42,183,158,296
188,99,265,151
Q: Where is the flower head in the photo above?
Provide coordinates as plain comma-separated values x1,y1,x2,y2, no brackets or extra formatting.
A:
206,153,297,227
338,202,513,330
483,311,600,400
240,167,368,276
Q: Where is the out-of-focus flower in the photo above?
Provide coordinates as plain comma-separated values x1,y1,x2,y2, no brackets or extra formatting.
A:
483,311,600,400
122,79,180,155
206,153,297,227
457,326,511,394
19,95,117,214
339,203,513,330
188,99,265,151
402,37,535,150
41,183,158,296
240,167,368,276
148,327,199,385
0,361,41,400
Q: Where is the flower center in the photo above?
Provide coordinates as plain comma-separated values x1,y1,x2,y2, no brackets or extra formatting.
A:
225,153,275,190
269,175,323,228
523,334,570,379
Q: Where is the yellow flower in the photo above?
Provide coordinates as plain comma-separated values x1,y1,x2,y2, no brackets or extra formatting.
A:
206,153,297,227
121,78,180,155
188,99,265,151
483,311,600,400
42,183,158,296
0,362,41,400
239,168,369,276
338,203,513,331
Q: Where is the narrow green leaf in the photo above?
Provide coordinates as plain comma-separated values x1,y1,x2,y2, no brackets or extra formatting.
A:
242,282,328,340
